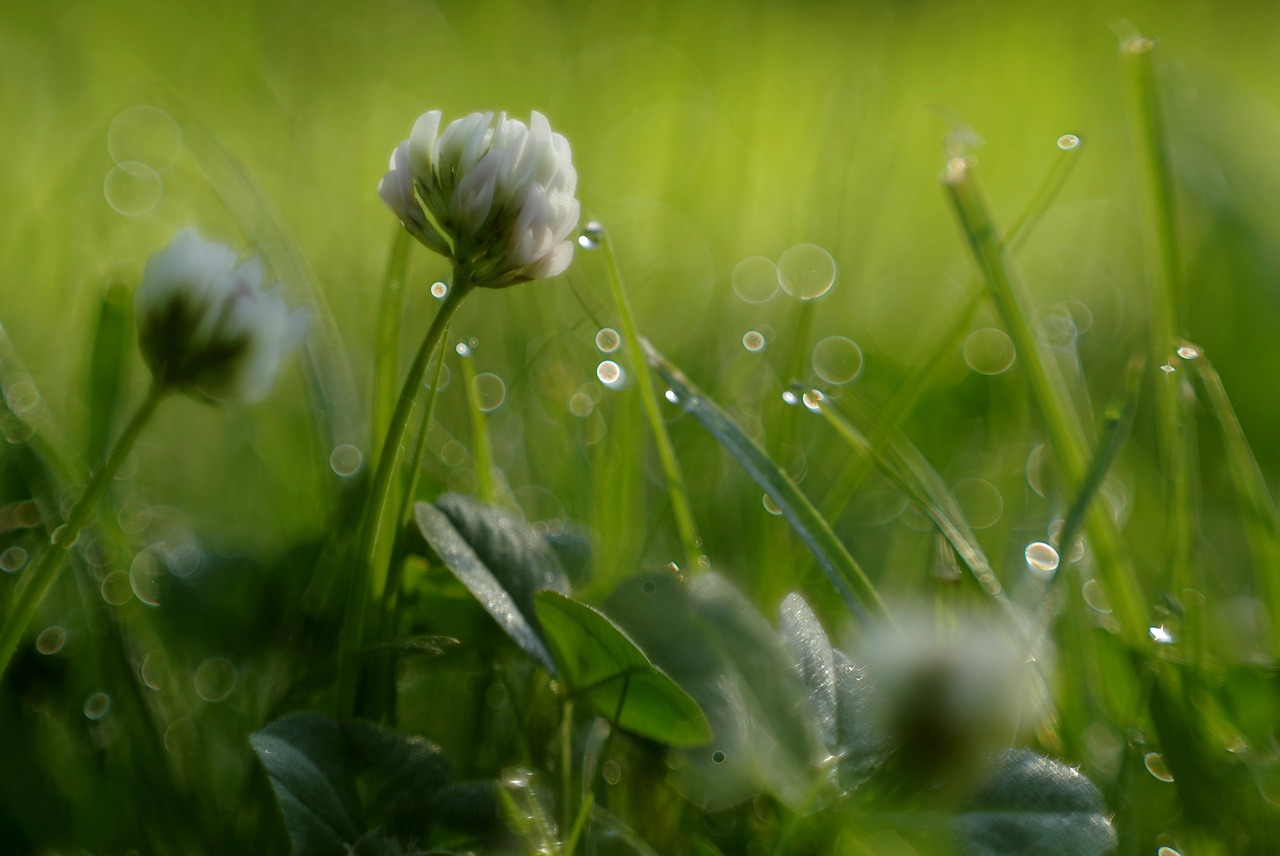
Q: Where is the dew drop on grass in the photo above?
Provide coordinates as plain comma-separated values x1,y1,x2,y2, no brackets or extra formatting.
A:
781,390,800,406
811,336,863,384
742,330,765,352
83,692,112,721
762,495,783,516
954,478,1003,529
329,443,363,477
104,161,162,216
1157,847,1183,856
578,220,603,250
1025,541,1060,577
472,372,507,412
711,749,728,765
596,360,622,386
430,281,448,299
36,626,66,655
193,656,237,702
455,341,472,357
778,243,836,300
1149,625,1175,645
732,256,780,304
664,388,679,404
0,545,27,573
1026,444,1048,497
602,759,622,785
801,390,824,412
108,105,182,171
594,328,621,353
1056,133,1081,151
1081,579,1112,613
963,327,1016,375
1176,345,1199,360
1144,751,1175,783
1159,363,1175,375
101,570,134,606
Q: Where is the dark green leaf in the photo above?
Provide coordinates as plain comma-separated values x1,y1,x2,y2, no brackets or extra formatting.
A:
957,749,1116,856
605,572,821,809
249,713,367,856
413,495,570,672
534,590,712,747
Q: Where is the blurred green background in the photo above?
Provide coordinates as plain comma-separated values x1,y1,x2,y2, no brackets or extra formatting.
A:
5,0,1280,850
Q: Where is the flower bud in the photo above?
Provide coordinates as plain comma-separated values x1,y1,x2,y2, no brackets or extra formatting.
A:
378,110,581,287
135,229,308,403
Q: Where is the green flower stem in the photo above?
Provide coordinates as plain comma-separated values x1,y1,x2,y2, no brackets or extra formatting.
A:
943,159,1149,650
372,227,414,456
0,382,167,680
599,228,704,574
335,271,474,717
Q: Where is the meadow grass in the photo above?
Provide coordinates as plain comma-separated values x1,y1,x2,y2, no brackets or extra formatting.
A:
3,1,1280,853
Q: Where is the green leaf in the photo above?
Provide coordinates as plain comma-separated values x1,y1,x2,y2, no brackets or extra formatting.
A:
250,712,455,856
412,494,571,672
641,341,890,624
956,749,1116,856
84,278,134,462
248,713,369,856
534,590,712,747
605,572,822,809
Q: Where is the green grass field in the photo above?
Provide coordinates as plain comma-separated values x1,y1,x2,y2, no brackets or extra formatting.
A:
3,1,1280,853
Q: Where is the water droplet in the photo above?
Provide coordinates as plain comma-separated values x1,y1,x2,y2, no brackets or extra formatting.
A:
964,327,1016,375
578,220,603,250
711,749,728,765
430,280,448,299
742,330,766,352
107,105,182,171
954,478,1003,529
663,388,679,405
596,360,622,386
811,336,863,384
50,525,78,549
193,656,237,702
568,392,594,417
472,372,507,412
1159,363,1175,375
455,341,472,357
594,328,621,353
1149,625,1175,645
731,256,780,304
1157,847,1182,856
1056,133,1081,151
0,545,28,573
101,570,134,606
801,390,825,413
1081,579,1112,613
1176,345,1198,360
697,555,711,571
781,390,800,406
1143,751,1175,782
1026,444,1048,497
602,759,622,785
83,692,112,721
762,495,783,516
104,161,162,216
778,243,837,300
1025,541,1060,577
36,626,66,655
329,443,363,477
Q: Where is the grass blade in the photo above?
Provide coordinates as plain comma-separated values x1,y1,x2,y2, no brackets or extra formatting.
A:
372,226,413,460
84,278,134,463
642,340,891,624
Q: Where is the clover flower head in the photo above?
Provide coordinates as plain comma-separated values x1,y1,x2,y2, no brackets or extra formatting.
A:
135,229,308,403
378,110,580,287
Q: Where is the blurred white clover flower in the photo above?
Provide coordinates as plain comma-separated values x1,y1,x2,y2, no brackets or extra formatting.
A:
135,229,308,403
378,110,581,287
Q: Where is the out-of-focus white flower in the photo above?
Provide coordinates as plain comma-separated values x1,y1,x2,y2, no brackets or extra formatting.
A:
378,110,580,287
135,229,308,403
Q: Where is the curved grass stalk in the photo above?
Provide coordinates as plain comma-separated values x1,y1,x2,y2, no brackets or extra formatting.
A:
371,226,413,456
597,227,705,574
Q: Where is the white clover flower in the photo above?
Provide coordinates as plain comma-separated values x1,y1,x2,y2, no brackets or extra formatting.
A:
378,110,580,287
135,229,308,403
